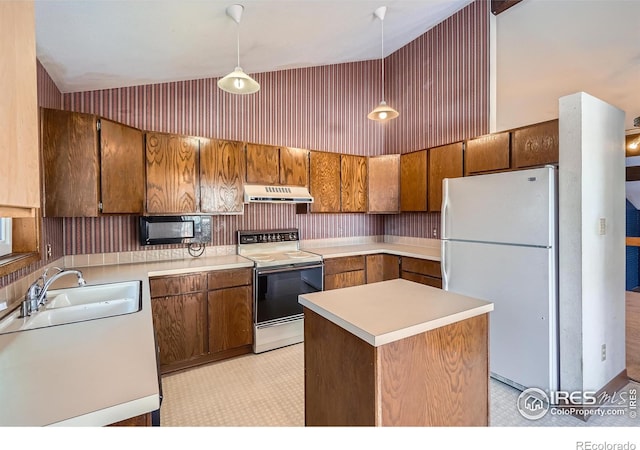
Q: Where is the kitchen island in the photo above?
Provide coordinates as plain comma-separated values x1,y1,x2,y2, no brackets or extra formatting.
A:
299,278,493,426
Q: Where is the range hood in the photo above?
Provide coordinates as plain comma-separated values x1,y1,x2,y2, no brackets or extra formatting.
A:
243,184,314,204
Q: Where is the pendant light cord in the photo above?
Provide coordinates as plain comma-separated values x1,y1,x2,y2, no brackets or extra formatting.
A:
380,15,385,103
236,22,241,68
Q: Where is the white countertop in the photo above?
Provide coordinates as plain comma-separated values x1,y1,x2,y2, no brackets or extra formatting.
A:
301,243,441,261
299,279,493,347
0,254,253,426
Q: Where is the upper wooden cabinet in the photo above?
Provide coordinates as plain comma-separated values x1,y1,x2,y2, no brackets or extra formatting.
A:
42,108,145,217
100,119,145,214
465,132,510,176
309,151,341,213
246,143,279,185
400,150,428,212
0,2,39,218
340,155,367,213
200,138,245,214
428,142,463,212
280,147,309,187
512,119,559,169
245,144,309,188
368,155,400,214
145,132,199,214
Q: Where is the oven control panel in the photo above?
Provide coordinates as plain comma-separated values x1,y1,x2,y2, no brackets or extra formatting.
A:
238,229,299,244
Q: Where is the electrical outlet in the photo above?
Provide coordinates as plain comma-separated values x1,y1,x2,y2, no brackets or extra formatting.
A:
432,228,437,238
601,344,606,361
46,244,52,260
599,218,606,235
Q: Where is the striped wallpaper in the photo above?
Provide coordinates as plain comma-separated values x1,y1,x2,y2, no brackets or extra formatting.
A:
384,0,489,238
63,205,385,253
7,0,489,263
0,62,65,287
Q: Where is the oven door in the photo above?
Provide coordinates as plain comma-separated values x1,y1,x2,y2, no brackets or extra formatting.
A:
254,263,324,326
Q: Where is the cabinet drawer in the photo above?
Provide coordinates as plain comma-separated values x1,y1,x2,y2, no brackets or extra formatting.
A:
208,268,252,290
325,270,366,291
150,273,206,297
324,256,365,275
401,257,441,278
401,271,442,289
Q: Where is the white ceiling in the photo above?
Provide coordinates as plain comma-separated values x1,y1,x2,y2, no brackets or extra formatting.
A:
34,0,474,93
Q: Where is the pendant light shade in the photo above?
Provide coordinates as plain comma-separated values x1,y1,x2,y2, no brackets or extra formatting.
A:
368,6,398,122
218,4,260,95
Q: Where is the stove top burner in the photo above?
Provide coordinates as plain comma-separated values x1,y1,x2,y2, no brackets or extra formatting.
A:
237,229,323,268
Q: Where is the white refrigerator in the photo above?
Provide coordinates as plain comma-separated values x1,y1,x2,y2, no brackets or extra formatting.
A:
441,166,559,393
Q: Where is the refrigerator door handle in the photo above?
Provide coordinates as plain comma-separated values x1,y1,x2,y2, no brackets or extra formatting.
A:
441,179,449,239
441,240,449,291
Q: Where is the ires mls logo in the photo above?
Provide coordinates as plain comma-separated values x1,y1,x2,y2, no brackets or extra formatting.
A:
517,388,550,420
517,387,637,420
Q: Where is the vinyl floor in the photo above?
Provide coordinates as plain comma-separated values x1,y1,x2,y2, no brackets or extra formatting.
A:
160,343,639,428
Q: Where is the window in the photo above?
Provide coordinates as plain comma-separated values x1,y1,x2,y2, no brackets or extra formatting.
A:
0,218,12,257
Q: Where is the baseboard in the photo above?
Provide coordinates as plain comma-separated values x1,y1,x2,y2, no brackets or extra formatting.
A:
569,369,629,422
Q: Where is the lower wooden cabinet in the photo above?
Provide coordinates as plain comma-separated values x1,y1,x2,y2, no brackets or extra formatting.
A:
324,256,366,290
109,412,152,427
325,254,402,289
401,257,442,288
151,268,253,374
365,254,400,284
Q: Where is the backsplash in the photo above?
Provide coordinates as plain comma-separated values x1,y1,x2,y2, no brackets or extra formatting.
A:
64,204,385,255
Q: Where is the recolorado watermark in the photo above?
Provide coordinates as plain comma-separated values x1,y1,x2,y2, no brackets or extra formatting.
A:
575,442,636,450
516,386,637,420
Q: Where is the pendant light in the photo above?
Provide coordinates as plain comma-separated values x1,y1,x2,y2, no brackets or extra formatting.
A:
218,4,260,95
368,6,398,122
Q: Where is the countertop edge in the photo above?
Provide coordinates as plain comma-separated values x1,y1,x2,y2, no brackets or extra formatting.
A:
147,260,254,277
302,244,441,261
49,394,160,427
373,303,494,346
299,295,493,347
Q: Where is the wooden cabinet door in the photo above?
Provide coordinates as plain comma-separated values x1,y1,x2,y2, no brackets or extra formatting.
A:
309,151,341,212
100,119,145,214
366,254,400,284
341,155,367,212
400,150,428,212
151,292,208,369
428,142,463,212
0,1,39,217
200,138,245,214
145,132,199,214
41,108,100,217
512,120,559,169
325,271,366,291
368,155,399,213
208,286,252,353
280,147,309,186
246,143,279,185
465,132,510,175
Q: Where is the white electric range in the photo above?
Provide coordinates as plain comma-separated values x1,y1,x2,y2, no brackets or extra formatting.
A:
237,229,324,353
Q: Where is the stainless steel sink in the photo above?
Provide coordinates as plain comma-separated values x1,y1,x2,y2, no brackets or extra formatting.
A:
0,280,142,335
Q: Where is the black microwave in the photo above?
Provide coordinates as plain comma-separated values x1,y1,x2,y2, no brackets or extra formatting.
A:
139,216,212,246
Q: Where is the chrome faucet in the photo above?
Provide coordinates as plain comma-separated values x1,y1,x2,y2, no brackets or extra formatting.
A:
20,267,86,317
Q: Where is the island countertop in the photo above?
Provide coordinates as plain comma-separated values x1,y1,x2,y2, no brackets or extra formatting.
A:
299,278,493,347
